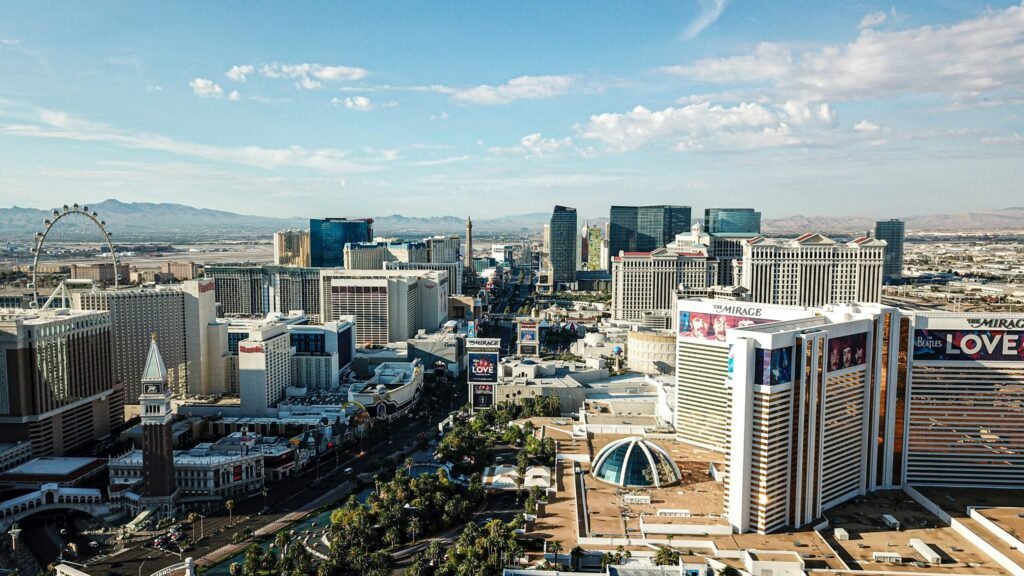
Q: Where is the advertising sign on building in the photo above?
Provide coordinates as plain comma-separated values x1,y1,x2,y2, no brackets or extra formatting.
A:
472,384,494,410
677,301,813,342
913,329,1024,362
467,338,501,350
827,332,868,371
468,351,499,383
754,348,793,385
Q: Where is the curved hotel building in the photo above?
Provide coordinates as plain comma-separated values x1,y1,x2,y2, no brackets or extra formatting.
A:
674,299,1024,534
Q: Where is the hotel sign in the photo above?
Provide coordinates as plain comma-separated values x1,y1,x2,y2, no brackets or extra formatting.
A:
914,329,1024,362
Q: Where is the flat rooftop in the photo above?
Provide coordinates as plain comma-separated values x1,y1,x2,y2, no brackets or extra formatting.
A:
823,490,1011,574
3,457,100,477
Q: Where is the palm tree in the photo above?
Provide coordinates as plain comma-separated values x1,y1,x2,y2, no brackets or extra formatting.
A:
654,546,679,566
549,539,563,569
407,554,430,576
427,539,446,566
187,512,200,544
570,545,585,570
225,499,236,527
274,530,289,557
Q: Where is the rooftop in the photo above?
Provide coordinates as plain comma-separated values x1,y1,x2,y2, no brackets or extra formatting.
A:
3,457,101,477
824,490,1010,574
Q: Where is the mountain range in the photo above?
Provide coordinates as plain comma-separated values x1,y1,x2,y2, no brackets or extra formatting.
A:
3,200,1024,241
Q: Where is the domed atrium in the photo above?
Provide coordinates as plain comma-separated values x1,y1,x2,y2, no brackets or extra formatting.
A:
591,437,682,488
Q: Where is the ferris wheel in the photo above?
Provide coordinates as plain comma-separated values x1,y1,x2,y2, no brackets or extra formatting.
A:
29,203,119,309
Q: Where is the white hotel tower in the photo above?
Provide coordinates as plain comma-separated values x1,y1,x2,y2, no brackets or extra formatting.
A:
675,299,1024,534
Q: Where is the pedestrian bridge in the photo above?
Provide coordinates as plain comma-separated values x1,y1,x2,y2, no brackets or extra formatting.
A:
0,483,111,531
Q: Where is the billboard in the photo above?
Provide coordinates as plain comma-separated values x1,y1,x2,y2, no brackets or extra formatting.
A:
520,328,537,343
467,337,501,350
913,329,1024,362
468,351,499,383
827,332,868,371
678,311,774,342
754,348,793,385
467,321,477,338
472,384,494,410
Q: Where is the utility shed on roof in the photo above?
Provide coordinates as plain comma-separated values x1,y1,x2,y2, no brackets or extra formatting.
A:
909,538,942,564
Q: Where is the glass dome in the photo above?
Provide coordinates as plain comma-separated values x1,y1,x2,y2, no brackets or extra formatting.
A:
591,437,682,488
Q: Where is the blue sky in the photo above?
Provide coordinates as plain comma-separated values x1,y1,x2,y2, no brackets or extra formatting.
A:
1,1,1022,220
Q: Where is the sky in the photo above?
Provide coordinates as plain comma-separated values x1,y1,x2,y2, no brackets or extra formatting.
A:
1,1,1023,220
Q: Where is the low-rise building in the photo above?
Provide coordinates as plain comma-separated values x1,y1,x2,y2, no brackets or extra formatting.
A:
347,361,424,420
109,443,265,515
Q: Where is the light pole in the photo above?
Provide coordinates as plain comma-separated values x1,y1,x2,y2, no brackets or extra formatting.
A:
262,488,268,511
8,522,21,557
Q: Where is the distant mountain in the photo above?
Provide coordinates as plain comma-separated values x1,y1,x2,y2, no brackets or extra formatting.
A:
5,200,1024,242
0,200,306,240
0,200,552,241
763,207,1024,235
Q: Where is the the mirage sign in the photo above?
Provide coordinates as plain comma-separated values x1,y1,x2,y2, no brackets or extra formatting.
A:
914,329,1024,362
677,301,813,342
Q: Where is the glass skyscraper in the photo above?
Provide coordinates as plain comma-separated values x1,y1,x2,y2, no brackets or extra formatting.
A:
704,208,762,234
548,205,578,284
608,205,691,266
875,219,905,282
309,218,373,268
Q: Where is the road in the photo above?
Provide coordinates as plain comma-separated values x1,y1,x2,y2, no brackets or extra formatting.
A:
82,380,466,576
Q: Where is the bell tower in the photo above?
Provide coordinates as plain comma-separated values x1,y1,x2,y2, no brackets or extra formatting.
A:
140,334,177,505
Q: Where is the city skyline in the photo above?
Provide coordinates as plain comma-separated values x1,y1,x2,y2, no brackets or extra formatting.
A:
1,1,1023,219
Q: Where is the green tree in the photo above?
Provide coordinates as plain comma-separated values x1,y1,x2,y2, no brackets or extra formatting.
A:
225,499,236,527
242,542,262,575
570,545,585,570
654,546,680,566
549,539,563,569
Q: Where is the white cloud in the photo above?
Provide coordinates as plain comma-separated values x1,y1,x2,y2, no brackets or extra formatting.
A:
189,77,223,98
330,96,397,111
1,108,381,175
577,101,829,152
858,11,888,30
312,66,369,81
430,111,450,121
228,90,241,102
490,133,574,156
664,3,1024,105
412,155,471,167
0,39,20,46
683,0,730,39
226,64,254,82
452,75,574,105
854,120,882,132
258,62,368,89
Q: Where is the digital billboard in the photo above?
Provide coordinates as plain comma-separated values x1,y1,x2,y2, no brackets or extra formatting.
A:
678,311,774,341
472,384,494,410
754,348,793,385
827,332,868,371
468,351,499,383
913,329,1024,362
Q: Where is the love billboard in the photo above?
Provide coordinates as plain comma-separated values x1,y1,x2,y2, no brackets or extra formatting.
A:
468,351,499,383
914,329,1024,362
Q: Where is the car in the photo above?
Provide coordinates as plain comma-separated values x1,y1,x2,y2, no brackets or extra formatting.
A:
89,541,100,548
342,467,354,475
494,456,505,462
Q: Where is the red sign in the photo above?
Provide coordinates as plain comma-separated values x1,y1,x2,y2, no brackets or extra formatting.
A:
239,344,264,354
199,280,215,293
